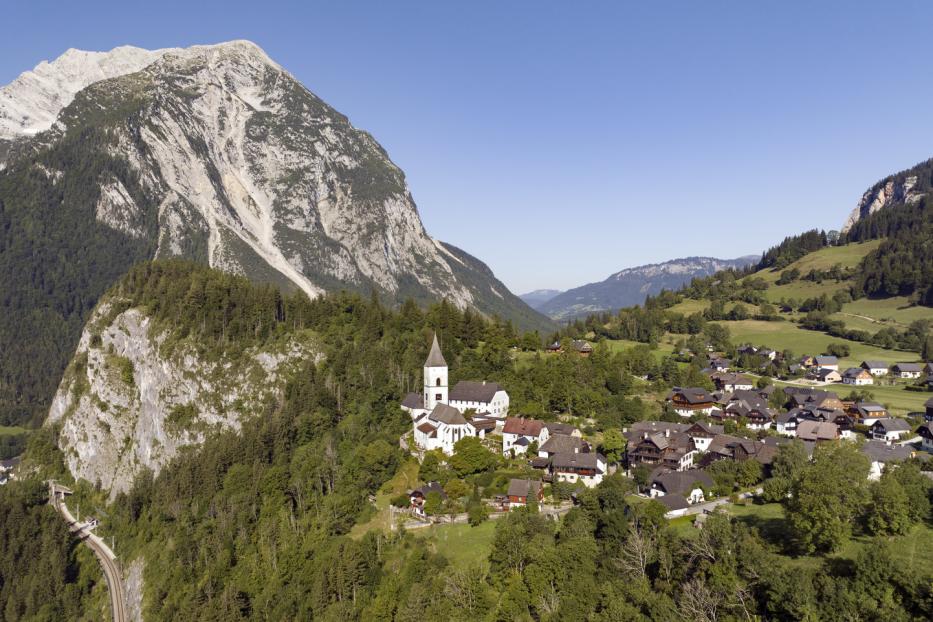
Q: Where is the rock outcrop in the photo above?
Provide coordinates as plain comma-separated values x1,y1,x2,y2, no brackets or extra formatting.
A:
46,301,316,498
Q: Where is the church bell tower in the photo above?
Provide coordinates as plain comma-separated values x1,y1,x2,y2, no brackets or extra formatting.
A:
423,332,448,410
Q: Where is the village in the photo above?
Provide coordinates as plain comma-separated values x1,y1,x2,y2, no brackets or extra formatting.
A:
391,334,933,526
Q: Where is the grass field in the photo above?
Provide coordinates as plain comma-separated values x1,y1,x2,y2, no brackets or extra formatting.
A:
840,297,933,327
0,425,28,436
411,520,498,569
750,241,882,285
713,319,918,367
723,500,933,574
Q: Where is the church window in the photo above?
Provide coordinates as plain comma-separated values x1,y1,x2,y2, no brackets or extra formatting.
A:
436,378,442,386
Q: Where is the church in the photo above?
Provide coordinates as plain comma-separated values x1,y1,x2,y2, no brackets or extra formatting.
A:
401,333,509,455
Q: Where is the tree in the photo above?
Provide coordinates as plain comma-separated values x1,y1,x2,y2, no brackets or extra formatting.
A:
600,428,627,465
771,439,808,481
449,437,497,477
785,442,870,553
866,472,911,536
423,491,443,516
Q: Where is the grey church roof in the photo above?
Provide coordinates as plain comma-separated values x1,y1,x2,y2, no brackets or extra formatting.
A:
424,332,447,368
428,403,469,426
449,381,502,403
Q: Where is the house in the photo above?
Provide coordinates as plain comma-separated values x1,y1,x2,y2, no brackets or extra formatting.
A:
924,362,933,375
708,357,731,372
537,434,589,459
711,372,754,393
667,387,717,417
571,339,593,356
627,430,697,471
683,421,724,451
854,402,888,426
733,440,778,468
410,482,447,516
414,403,477,455
656,494,691,518
842,367,873,386
861,441,914,481
549,452,606,487
448,381,510,417
776,409,802,436
649,470,714,504
815,355,839,371
785,388,844,412
502,417,549,455
506,479,543,508
918,422,933,452
719,391,774,430
860,361,889,377
813,368,842,383
546,341,562,353
926,397,933,423
891,363,923,379
870,418,913,443
544,422,581,438
695,433,746,467
800,355,816,368
796,420,839,443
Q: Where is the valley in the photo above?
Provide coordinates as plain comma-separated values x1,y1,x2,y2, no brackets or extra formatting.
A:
0,28,932,622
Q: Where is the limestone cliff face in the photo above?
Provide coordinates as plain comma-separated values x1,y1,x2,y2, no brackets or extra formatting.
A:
841,175,925,233
0,41,548,331
46,301,316,498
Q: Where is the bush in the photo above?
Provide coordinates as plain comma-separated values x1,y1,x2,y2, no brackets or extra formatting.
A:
390,493,411,508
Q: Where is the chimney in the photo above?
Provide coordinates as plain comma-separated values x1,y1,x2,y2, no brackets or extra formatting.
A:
665,429,670,438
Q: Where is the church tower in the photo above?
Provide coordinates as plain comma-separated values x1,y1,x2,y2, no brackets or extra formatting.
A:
423,332,448,410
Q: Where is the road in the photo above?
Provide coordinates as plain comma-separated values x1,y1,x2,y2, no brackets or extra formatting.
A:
49,482,126,622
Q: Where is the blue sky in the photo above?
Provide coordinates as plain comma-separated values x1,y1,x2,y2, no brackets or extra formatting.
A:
2,2,932,293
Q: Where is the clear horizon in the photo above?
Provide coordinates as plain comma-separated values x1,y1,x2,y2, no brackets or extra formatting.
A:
3,1,932,294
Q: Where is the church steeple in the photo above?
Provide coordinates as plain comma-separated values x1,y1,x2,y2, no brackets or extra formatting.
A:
423,332,448,410
424,332,447,368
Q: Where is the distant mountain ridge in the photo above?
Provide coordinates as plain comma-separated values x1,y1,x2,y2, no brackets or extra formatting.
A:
538,255,758,320
519,289,563,308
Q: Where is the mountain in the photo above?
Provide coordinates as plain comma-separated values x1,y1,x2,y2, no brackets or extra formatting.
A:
841,157,933,232
519,288,563,309
538,255,759,320
0,41,549,427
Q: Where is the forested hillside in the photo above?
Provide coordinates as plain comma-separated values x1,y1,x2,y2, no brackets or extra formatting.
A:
0,478,104,621
25,260,929,621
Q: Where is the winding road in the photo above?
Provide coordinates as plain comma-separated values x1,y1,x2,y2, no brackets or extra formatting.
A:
49,482,126,622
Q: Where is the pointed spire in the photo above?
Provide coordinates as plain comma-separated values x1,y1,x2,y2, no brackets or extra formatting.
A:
424,332,447,367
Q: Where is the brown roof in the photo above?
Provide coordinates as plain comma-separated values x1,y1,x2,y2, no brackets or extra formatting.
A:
471,417,497,431
539,434,587,455
507,479,542,499
449,381,502,403
416,422,437,437
503,417,545,436
796,420,838,441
